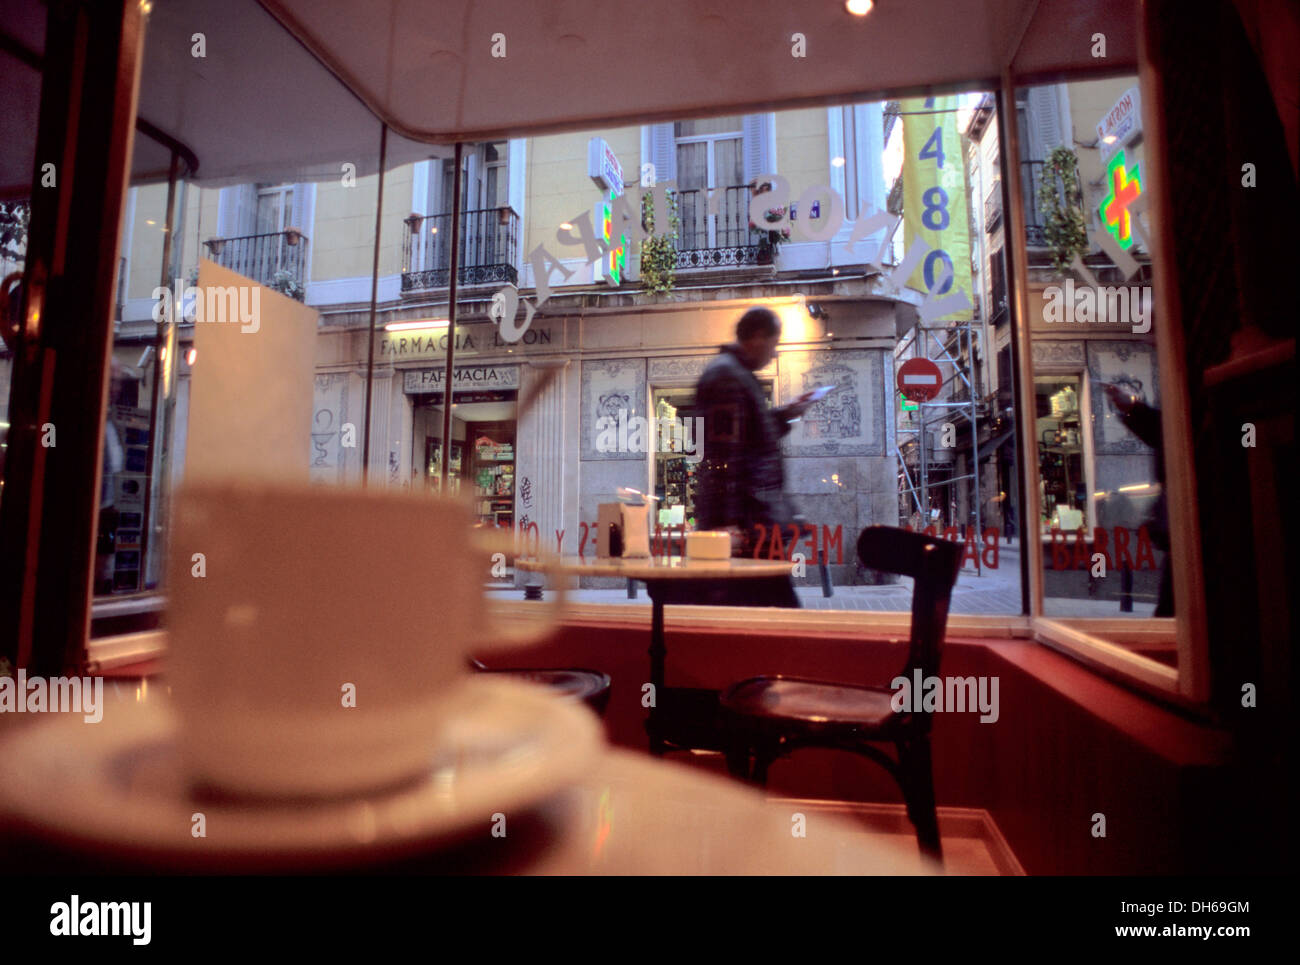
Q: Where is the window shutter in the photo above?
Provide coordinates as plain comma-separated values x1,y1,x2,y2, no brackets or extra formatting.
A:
1027,87,1062,161
428,160,445,214
465,150,482,210
232,184,258,236
742,113,775,185
289,183,309,232
646,123,677,185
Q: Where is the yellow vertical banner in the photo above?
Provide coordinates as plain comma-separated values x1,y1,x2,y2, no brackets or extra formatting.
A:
901,95,972,321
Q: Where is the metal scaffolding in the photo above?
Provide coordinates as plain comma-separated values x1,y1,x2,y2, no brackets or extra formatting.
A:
895,314,984,573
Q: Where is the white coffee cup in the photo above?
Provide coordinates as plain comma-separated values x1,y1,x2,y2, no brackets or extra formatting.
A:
166,480,563,798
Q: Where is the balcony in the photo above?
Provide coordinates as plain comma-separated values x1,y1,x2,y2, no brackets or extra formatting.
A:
203,229,309,297
989,253,1008,327
1020,160,1048,248
984,180,1002,234
402,207,519,292
672,185,770,270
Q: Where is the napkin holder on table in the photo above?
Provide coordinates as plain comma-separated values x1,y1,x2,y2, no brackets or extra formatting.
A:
619,502,651,558
596,501,651,558
686,531,732,560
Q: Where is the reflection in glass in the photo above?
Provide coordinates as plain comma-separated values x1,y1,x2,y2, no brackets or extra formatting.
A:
1013,77,1172,625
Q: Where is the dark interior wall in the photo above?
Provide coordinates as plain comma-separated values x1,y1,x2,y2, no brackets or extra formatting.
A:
1146,0,1298,868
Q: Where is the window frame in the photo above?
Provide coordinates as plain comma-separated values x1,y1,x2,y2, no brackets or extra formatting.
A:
1000,59,1209,703
674,119,745,249
255,183,294,235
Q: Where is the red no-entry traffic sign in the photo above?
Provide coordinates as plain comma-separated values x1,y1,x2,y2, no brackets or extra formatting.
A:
897,357,943,402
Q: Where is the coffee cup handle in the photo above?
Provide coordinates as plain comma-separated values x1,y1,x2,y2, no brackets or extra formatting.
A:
470,531,567,650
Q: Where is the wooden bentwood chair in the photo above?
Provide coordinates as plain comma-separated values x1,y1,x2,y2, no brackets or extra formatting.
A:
719,526,964,861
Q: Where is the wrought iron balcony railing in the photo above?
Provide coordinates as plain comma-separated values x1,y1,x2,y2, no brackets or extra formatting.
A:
671,185,770,269
984,180,1002,233
1021,160,1048,248
203,229,309,294
989,251,1008,326
402,207,519,291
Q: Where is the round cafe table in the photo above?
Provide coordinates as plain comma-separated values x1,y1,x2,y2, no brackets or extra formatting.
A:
517,555,795,756
0,748,934,876
0,677,935,876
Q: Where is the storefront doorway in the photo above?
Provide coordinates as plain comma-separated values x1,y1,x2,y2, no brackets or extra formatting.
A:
413,393,517,528
649,381,773,531
650,388,701,529
1034,374,1091,533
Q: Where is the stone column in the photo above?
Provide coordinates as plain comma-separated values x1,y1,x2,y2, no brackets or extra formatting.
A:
358,361,395,487
516,359,572,587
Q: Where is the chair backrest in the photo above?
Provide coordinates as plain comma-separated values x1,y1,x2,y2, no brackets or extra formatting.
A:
857,526,964,683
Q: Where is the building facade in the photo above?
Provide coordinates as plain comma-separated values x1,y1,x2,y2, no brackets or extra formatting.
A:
105,103,923,591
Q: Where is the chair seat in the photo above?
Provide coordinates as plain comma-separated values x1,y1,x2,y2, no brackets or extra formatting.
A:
478,667,612,714
487,668,605,698
721,676,900,731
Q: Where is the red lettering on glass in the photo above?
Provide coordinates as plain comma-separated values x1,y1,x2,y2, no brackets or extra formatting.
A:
768,524,786,560
1051,528,1070,570
1072,527,1090,569
802,523,820,565
1134,525,1156,571
1092,527,1113,570
961,528,980,569
981,528,999,569
1113,525,1134,570
822,525,843,565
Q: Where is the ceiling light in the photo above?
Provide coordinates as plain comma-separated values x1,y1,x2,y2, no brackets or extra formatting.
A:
845,0,873,15
831,157,846,167
559,222,573,231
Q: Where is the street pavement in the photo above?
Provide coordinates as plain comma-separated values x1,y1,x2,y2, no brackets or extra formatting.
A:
485,539,1157,617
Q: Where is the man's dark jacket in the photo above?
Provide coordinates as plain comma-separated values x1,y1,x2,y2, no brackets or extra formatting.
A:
695,344,800,549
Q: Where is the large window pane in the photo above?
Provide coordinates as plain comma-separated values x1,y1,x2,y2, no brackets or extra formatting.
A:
78,86,1082,628
1017,78,1174,645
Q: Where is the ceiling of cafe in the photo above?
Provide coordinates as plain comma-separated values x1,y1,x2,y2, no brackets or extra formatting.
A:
260,0,1138,143
1,0,1138,193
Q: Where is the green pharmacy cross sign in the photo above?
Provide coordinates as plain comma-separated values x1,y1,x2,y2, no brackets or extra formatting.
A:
599,190,629,286
1099,149,1142,251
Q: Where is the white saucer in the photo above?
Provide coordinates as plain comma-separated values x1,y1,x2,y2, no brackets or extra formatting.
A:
0,676,603,869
